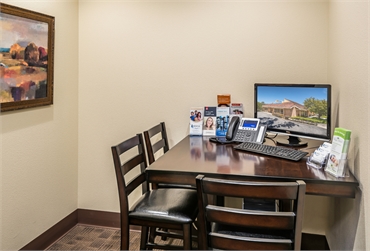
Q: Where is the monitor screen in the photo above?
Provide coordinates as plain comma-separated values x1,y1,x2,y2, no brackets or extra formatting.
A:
254,83,331,146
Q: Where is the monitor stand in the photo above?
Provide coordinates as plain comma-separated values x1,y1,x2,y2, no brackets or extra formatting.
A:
276,136,308,147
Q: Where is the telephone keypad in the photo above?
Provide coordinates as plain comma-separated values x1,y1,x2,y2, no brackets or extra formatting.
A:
234,131,256,142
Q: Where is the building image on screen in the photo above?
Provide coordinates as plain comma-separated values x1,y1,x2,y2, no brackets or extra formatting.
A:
254,83,331,147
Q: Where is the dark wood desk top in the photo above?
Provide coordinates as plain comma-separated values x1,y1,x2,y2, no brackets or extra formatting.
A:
146,135,359,198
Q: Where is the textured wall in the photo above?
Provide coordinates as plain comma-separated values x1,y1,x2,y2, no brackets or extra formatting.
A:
77,0,330,232
1,1,79,250
327,1,369,250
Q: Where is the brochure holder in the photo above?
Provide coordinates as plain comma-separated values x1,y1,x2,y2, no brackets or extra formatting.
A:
306,153,329,170
306,140,349,177
324,127,351,178
325,158,349,178
306,142,332,169
307,150,349,177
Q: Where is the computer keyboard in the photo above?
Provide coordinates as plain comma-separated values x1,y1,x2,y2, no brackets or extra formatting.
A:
234,142,308,161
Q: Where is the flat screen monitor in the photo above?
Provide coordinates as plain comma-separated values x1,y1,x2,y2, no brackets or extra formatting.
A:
254,83,331,147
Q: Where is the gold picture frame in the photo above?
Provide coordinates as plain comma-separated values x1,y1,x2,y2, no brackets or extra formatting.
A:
0,3,55,112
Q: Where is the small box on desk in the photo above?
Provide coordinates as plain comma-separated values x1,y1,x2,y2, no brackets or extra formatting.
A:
217,94,231,106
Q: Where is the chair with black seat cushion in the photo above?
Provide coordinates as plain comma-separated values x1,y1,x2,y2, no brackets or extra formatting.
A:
144,122,195,189
111,133,198,250
195,175,306,250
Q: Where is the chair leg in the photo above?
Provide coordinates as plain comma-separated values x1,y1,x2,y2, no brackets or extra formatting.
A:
121,226,130,250
140,226,149,250
149,226,156,243
182,224,192,250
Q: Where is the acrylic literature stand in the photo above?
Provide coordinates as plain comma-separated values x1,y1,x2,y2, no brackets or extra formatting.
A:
324,128,351,177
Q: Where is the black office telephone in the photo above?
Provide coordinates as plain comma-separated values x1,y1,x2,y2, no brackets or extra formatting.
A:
210,116,266,144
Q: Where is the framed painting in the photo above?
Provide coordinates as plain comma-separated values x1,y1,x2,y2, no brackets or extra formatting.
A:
0,3,55,112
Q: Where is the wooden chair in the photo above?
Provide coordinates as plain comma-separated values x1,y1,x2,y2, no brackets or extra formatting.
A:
111,134,198,250
195,175,306,250
144,122,194,189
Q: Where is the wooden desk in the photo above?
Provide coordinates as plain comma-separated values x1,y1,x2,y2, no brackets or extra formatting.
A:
146,135,359,198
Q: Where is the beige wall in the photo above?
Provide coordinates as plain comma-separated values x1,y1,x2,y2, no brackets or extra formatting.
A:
77,0,329,210
327,1,369,250
1,1,79,250
77,0,334,241
77,0,334,239
1,0,368,250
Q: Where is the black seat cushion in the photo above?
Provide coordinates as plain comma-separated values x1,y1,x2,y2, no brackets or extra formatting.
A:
129,188,198,224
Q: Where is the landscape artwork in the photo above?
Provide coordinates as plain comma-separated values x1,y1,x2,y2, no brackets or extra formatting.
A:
0,3,54,112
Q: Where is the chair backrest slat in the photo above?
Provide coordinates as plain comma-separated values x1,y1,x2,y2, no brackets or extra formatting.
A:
152,139,166,154
126,172,147,196
122,154,146,174
210,233,293,250
147,123,162,137
206,205,295,230
116,134,141,155
202,178,299,200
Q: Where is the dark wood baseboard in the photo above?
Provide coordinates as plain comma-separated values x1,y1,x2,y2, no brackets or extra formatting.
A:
20,210,78,250
77,208,140,231
21,208,329,250
77,208,120,228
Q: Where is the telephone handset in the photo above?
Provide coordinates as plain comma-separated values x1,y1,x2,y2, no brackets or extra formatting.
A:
226,116,267,144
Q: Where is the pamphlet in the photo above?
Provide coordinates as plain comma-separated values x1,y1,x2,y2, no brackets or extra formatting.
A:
203,106,217,136
230,103,244,119
325,127,351,177
189,107,203,136
216,107,230,137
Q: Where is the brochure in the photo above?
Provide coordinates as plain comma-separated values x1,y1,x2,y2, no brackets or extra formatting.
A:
230,103,244,119
215,107,230,137
189,107,203,136
203,106,217,136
